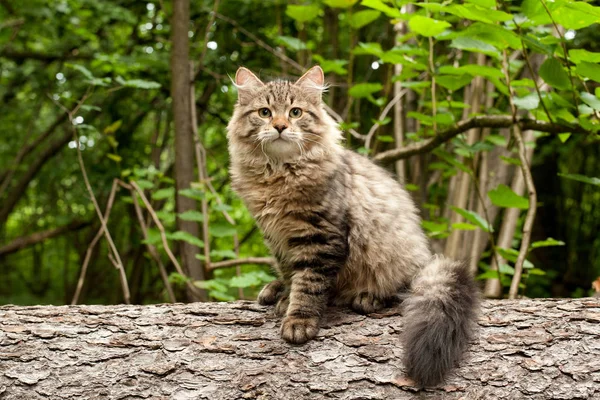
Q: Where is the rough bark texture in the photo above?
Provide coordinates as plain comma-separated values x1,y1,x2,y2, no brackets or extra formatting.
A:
0,299,598,399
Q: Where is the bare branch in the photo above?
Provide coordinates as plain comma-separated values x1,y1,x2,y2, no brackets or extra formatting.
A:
365,89,406,150
209,257,276,271
130,188,177,303
0,220,90,257
373,115,592,165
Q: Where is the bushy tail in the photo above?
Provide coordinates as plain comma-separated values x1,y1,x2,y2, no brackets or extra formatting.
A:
402,256,479,387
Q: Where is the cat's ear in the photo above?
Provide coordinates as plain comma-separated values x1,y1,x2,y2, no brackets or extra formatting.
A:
295,66,325,103
234,67,264,104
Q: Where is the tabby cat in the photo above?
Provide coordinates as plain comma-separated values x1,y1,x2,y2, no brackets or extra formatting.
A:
226,66,479,386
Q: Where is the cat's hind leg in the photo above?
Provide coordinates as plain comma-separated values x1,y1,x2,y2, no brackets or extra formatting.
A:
350,291,402,314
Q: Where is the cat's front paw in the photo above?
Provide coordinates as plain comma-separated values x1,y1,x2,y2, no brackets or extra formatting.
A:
257,280,285,306
280,316,319,344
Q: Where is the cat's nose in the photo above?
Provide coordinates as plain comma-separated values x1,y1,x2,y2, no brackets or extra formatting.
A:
273,121,288,133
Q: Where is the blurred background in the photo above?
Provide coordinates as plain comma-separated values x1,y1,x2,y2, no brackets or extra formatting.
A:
0,0,599,305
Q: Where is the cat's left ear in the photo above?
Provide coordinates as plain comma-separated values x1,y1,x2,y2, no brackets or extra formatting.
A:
295,66,325,103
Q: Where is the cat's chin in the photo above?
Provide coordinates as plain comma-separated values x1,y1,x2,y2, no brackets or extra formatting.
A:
264,140,302,160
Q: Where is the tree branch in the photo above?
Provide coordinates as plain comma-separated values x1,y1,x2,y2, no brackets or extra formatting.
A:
209,257,276,271
373,115,592,164
0,220,90,257
0,48,93,62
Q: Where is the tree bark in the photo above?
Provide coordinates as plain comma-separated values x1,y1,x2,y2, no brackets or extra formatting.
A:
0,299,598,399
170,0,206,300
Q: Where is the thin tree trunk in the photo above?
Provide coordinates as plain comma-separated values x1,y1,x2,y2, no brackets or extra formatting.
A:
444,53,486,259
171,0,206,301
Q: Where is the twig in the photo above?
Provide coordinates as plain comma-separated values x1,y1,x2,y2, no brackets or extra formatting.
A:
373,115,591,164
209,257,276,271
50,91,131,305
194,0,220,82
0,220,90,257
130,188,177,303
365,89,407,150
127,180,206,299
508,125,537,299
71,179,120,305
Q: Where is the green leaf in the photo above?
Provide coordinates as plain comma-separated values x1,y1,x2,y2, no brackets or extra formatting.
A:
229,273,262,288
570,49,600,64
457,22,521,50
552,2,600,30
528,268,546,276
118,78,161,90
488,184,529,209
349,10,381,29
178,210,205,222
580,92,600,111
209,223,237,237
286,5,320,23
276,36,308,51
360,0,401,18
558,133,571,143
558,173,600,186
209,249,237,259
352,42,383,57
348,83,383,98
422,220,448,234
106,153,122,163
324,0,359,9
151,187,174,200
450,36,500,58
477,270,501,280
135,179,154,190
520,34,553,56
433,148,472,173
451,206,493,232
486,134,507,146
539,58,571,90
531,238,566,249
312,55,348,75
499,264,515,275
464,0,495,8
167,231,205,248
436,75,473,91
178,188,205,201
576,61,600,83
66,63,94,80
500,156,521,166
409,16,451,37
496,247,534,268
445,4,512,24
155,211,175,224
452,222,478,231
513,93,540,110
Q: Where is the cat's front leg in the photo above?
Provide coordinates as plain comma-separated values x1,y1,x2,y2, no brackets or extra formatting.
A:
257,279,285,306
280,268,335,344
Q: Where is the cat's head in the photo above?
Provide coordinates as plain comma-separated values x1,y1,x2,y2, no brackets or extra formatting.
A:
227,66,341,163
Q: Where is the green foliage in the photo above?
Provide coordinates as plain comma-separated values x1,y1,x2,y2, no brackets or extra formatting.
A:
1,0,599,306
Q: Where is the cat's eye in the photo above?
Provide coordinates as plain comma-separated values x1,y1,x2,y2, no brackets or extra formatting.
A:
258,108,271,118
289,108,303,118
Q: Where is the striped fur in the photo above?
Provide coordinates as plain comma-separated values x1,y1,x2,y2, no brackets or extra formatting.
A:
227,66,479,386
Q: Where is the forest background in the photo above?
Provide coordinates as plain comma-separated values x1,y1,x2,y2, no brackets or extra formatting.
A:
0,0,599,306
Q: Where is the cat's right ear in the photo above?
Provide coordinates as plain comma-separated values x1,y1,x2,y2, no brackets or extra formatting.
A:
234,67,264,104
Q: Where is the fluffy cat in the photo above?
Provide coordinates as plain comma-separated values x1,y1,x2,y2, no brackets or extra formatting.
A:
226,65,479,386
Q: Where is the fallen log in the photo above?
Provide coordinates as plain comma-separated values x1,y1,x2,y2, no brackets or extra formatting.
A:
0,298,599,399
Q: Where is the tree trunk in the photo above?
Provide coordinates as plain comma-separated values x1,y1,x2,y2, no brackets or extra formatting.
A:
0,299,598,399
170,0,206,300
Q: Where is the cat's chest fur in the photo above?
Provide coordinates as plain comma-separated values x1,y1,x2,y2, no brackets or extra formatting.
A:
231,161,337,254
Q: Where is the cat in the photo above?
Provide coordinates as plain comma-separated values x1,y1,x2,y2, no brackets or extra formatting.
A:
226,65,479,387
